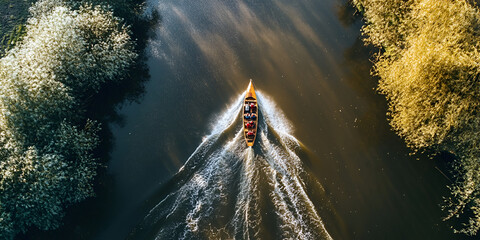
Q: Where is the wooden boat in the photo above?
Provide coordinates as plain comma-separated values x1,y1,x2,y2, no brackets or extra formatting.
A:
243,79,258,147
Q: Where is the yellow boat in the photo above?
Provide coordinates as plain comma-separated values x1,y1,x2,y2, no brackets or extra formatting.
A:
243,80,258,147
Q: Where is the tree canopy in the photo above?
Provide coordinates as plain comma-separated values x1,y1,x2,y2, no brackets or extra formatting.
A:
354,0,480,235
0,0,136,238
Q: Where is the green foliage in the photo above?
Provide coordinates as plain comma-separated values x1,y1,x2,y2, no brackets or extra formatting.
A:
0,0,136,238
355,0,480,235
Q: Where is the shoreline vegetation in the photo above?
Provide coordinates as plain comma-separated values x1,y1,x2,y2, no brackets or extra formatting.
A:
353,0,480,236
0,0,149,238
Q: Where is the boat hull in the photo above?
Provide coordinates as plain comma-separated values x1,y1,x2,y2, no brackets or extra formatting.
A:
243,80,258,147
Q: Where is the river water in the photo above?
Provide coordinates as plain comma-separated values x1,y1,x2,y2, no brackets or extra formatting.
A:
30,0,464,239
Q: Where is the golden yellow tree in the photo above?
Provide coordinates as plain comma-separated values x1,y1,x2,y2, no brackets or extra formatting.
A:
355,0,480,235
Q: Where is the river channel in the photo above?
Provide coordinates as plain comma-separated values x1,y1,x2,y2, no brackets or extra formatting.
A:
29,0,463,239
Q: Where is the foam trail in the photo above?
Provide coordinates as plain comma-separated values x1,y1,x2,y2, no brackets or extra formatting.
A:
177,93,244,173
232,147,261,240
129,92,332,240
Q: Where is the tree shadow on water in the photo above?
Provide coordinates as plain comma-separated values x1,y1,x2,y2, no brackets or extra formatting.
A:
335,0,362,27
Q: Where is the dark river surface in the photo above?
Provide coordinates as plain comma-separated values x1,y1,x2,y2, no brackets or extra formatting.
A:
29,0,467,239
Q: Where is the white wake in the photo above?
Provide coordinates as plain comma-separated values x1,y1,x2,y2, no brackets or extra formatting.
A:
129,92,332,240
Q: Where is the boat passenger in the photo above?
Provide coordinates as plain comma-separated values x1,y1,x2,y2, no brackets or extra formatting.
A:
244,103,250,113
245,113,251,120
245,122,251,128
249,121,255,128
247,131,254,136
251,114,257,120
250,103,256,113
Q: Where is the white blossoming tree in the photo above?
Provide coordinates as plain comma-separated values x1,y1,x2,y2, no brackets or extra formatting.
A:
0,0,136,238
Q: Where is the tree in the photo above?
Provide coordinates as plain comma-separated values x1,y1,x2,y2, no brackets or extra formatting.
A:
354,0,480,235
0,0,136,238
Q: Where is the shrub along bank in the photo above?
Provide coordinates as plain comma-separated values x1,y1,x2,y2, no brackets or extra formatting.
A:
353,0,480,235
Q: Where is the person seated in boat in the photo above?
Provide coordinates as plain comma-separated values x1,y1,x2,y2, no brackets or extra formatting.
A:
249,121,255,128
245,122,252,128
250,114,257,120
247,131,254,137
245,113,251,120
250,103,256,113
244,103,250,113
